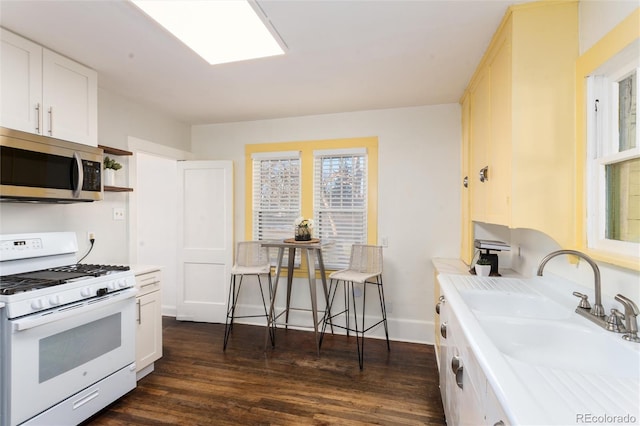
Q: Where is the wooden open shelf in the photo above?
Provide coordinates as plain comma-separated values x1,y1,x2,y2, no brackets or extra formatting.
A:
99,145,134,192
99,145,133,156
103,185,134,193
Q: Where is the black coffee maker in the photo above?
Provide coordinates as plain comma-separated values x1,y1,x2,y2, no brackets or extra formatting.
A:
470,239,510,276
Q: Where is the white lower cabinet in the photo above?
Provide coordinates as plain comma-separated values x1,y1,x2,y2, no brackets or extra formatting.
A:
135,268,163,380
438,297,509,426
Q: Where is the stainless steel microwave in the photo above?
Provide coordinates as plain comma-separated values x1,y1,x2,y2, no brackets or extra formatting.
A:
0,127,103,202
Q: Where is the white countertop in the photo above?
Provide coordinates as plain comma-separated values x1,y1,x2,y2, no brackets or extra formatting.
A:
438,273,640,425
130,264,162,276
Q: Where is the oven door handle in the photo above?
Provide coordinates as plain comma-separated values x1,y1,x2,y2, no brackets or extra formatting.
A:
12,288,137,332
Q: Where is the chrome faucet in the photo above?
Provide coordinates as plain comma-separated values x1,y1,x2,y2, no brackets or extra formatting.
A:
537,249,605,318
537,249,640,343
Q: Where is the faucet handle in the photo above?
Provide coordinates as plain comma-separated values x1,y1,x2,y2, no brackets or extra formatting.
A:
615,294,640,343
573,292,591,310
615,294,639,316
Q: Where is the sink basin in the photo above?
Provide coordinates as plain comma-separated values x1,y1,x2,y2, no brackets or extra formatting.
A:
478,316,640,378
459,291,571,320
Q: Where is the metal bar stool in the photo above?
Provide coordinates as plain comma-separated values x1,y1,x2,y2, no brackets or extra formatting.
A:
223,241,273,350
321,244,389,369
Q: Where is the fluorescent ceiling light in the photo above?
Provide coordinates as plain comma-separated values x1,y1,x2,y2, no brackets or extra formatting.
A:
130,0,285,65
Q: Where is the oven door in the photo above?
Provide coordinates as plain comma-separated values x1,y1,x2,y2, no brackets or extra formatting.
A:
6,289,136,426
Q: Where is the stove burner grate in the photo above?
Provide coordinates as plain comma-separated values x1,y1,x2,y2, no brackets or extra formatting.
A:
0,277,64,295
0,263,130,295
49,264,130,276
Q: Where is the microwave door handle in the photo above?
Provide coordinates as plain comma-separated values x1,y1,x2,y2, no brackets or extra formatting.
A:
72,152,83,198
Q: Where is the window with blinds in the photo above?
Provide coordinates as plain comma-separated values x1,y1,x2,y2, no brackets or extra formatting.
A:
252,151,301,243
314,148,367,269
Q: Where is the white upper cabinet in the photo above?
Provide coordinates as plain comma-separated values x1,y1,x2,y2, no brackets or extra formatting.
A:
0,28,97,146
0,29,42,135
42,49,97,146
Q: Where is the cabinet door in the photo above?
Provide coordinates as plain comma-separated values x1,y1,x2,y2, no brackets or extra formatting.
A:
42,49,97,146
469,68,491,222
487,35,512,226
136,290,163,372
486,382,510,426
0,29,42,134
438,297,449,415
460,95,473,263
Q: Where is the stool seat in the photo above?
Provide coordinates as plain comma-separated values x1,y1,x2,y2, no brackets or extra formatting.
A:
329,269,379,284
231,264,271,275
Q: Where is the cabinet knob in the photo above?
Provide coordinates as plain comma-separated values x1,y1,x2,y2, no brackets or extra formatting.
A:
435,295,445,314
463,176,469,188
440,322,447,339
479,166,489,182
451,355,464,389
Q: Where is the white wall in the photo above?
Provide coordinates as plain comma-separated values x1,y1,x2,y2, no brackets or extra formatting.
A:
579,0,638,54
191,104,462,343
0,88,190,264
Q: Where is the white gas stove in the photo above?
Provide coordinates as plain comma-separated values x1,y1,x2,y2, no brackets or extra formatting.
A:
0,232,137,426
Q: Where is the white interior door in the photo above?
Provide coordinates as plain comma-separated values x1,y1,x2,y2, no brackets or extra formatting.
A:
177,160,233,323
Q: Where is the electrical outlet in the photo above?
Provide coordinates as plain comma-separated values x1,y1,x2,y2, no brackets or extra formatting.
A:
381,236,389,247
113,207,125,221
87,231,96,241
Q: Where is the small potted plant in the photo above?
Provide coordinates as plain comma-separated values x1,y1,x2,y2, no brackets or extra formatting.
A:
103,156,122,186
474,257,492,277
294,217,314,241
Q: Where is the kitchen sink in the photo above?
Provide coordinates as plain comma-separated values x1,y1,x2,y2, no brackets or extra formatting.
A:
458,290,571,320
477,316,640,378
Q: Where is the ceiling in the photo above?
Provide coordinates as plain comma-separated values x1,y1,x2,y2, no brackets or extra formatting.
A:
0,0,526,125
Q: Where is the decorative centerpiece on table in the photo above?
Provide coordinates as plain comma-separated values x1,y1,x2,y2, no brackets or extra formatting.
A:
103,156,122,186
294,217,314,241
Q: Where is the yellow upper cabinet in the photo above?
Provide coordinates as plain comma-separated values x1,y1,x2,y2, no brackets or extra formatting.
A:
461,1,578,252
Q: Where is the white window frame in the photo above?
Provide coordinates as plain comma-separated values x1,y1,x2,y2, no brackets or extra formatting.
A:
586,50,640,258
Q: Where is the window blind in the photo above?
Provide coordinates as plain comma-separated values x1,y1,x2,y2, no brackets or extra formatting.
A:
252,153,301,244
313,150,367,269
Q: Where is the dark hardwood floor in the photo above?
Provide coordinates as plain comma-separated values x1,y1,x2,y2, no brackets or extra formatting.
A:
86,317,446,425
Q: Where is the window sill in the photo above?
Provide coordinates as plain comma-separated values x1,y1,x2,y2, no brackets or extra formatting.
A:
580,247,639,272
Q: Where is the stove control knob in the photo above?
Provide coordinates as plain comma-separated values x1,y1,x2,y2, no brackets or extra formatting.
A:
118,279,128,288
81,288,92,298
31,299,44,310
49,295,62,306
108,282,116,291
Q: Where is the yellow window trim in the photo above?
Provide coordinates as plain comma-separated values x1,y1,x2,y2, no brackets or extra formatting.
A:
245,136,379,276
575,8,640,271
